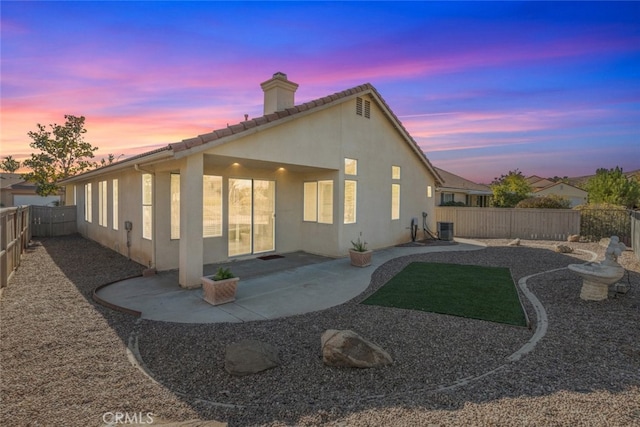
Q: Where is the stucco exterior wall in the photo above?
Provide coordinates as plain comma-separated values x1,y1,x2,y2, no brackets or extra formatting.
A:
73,168,153,268
65,93,438,272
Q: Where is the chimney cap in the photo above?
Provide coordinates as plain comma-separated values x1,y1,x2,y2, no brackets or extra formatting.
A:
273,71,287,79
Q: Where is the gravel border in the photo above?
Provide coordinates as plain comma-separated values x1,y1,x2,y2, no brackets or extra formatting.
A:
2,235,639,426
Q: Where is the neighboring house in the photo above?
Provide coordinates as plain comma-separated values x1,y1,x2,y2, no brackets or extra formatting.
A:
525,175,555,190
532,181,587,207
524,175,587,207
60,73,444,288
434,167,492,207
0,173,61,207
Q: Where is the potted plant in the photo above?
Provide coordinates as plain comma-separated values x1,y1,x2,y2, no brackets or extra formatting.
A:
349,237,372,267
202,267,239,306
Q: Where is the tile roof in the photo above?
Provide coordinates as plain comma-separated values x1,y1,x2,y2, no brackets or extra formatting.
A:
434,167,491,193
61,82,443,185
169,82,442,184
170,83,374,152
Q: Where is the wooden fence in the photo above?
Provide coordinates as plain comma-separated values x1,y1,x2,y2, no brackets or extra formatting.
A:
1,206,31,288
30,205,77,237
435,207,580,240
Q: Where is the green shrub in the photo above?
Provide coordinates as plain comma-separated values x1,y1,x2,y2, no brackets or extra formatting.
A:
440,201,467,207
516,195,571,209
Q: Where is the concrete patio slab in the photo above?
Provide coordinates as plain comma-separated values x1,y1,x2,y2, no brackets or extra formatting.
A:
95,239,484,323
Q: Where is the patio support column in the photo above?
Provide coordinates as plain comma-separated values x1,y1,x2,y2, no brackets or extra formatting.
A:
179,153,204,288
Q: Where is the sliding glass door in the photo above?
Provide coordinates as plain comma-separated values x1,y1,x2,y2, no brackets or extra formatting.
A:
228,179,275,257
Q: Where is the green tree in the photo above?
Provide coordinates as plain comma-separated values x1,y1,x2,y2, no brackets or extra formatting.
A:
0,156,21,173
22,115,98,199
585,166,640,208
490,169,532,207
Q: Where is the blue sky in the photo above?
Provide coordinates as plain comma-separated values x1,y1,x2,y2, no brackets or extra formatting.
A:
2,1,639,182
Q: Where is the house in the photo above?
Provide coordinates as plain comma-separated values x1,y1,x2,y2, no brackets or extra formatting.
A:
1,173,61,207
525,175,555,190
434,167,492,207
532,181,587,207
524,175,587,207
60,73,443,288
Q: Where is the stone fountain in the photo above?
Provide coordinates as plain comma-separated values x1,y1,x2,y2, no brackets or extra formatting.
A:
568,236,626,301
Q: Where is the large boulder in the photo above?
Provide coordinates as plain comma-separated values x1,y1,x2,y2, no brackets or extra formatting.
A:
554,244,573,253
224,339,280,376
321,329,393,368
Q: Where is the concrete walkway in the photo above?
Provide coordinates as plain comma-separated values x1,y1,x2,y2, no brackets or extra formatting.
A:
95,239,485,323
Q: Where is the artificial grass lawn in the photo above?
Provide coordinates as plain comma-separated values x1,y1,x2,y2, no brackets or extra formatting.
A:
362,262,528,327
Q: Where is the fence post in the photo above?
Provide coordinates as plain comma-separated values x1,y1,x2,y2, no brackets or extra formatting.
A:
1,211,7,288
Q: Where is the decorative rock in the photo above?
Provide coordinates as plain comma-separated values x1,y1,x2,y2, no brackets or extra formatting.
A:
567,234,580,242
224,339,280,376
508,238,521,246
554,244,573,254
599,237,611,247
321,329,393,368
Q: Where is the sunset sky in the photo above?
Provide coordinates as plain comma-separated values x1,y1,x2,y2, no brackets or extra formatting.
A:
2,1,639,183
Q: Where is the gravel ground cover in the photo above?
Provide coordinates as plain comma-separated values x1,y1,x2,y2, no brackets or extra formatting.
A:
2,235,639,426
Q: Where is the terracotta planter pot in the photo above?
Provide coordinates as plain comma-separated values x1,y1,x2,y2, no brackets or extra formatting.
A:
202,276,239,306
349,249,372,267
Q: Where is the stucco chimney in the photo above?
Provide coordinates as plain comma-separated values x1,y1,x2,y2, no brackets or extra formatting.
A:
260,72,299,115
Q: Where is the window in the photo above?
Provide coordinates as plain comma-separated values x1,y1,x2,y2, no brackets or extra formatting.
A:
142,174,153,240
112,180,119,230
345,158,357,175
391,184,400,220
98,180,107,227
344,180,357,224
84,183,92,223
392,166,401,180
304,180,333,224
170,174,180,239
427,185,433,198
441,193,454,205
303,182,318,222
318,180,333,224
203,175,223,237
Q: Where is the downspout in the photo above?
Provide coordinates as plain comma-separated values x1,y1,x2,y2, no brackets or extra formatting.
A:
134,164,156,271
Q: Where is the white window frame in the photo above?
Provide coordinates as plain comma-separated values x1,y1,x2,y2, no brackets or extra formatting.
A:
84,183,92,223
142,174,153,240
344,180,357,224
392,165,401,180
203,175,223,238
112,179,119,230
318,180,333,224
170,174,180,240
345,158,358,176
303,182,318,222
98,180,107,227
392,184,400,220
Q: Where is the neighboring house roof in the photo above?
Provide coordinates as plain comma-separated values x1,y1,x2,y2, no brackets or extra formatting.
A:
526,175,555,189
532,181,587,194
60,82,444,185
434,167,492,195
0,173,26,189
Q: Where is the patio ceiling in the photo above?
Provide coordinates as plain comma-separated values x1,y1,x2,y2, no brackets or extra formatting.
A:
203,153,338,174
